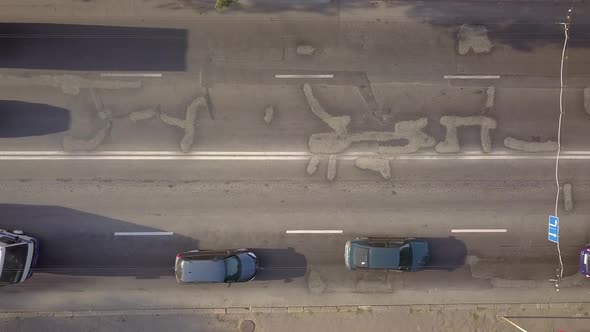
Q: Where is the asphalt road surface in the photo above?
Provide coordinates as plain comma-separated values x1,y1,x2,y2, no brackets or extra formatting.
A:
0,0,590,316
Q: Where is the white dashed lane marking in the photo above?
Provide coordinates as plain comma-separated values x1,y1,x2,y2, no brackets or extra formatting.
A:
451,229,507,233
286,230,343,234
114,232,174,236
275,74,334,79
444,75,500,80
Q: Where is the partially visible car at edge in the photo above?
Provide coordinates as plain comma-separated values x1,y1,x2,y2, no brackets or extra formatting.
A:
580,245,590,278
175,249,258,284
0,229,38,286
344,237,430,272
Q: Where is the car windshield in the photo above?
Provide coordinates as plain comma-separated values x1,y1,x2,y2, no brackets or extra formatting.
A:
0,244,28,283
399,244,412,270
223,255,241,282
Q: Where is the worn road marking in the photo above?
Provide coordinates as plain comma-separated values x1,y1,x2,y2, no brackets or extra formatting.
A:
444,75,500,80
275,74,334,79
100,73,162,78
2,151,590,161
451,229,507,233
114,232,174,236
286,230,343,234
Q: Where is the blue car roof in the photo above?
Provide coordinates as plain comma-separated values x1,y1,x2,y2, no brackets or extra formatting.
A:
369,247,400,269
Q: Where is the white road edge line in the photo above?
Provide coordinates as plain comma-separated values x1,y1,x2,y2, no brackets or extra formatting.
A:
100,73,162,78
275,74,334,79
114,232,174,236
286,230,343,234
443,75,501,80
451,229,507,233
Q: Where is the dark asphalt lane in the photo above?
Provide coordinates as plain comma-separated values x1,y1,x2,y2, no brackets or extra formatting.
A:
0,204,195,277
0,204,307,281
0,23,187,71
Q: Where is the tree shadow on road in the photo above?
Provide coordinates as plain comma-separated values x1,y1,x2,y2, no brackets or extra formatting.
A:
404,1,590,51
161,0,344,15
0,204,198,278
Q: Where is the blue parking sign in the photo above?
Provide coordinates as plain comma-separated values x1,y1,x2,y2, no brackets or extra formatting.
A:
548,215,559,243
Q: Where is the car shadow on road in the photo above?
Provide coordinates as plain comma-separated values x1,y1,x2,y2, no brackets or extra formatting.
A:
0,204,198,278
0,101,70,138
251,247,307,282
419,237,467,271
0,23,187,71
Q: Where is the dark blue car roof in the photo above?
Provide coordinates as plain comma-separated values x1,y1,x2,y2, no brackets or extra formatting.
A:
369,247,400,269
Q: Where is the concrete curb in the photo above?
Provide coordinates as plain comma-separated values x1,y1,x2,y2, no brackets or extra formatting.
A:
0,302,587,319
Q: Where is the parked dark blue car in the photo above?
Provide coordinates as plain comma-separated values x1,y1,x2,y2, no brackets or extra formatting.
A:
344,237,430,271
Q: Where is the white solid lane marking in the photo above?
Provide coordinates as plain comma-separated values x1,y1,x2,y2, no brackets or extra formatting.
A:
2,151,590,161
286,230,343,234
444,75,501,80
100,73,162,78
275,74,334,79
114,232,174,236
451,229,507,233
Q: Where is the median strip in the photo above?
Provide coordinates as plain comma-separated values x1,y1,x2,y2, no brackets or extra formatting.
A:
3,151,590,161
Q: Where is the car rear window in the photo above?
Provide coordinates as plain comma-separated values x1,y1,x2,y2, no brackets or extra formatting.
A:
353,246,369,268
399,244,412,269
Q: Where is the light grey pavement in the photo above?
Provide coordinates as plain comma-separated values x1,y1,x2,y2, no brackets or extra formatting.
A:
1,1,590,331
2,303,590,332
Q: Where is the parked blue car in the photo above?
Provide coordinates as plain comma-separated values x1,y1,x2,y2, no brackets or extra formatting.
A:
344,237,430,271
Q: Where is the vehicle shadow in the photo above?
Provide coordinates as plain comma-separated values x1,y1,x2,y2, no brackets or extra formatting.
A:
0,204,198,278
0,23,187,71
0,101,70,137
251,247,307,281
420,237,467,271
